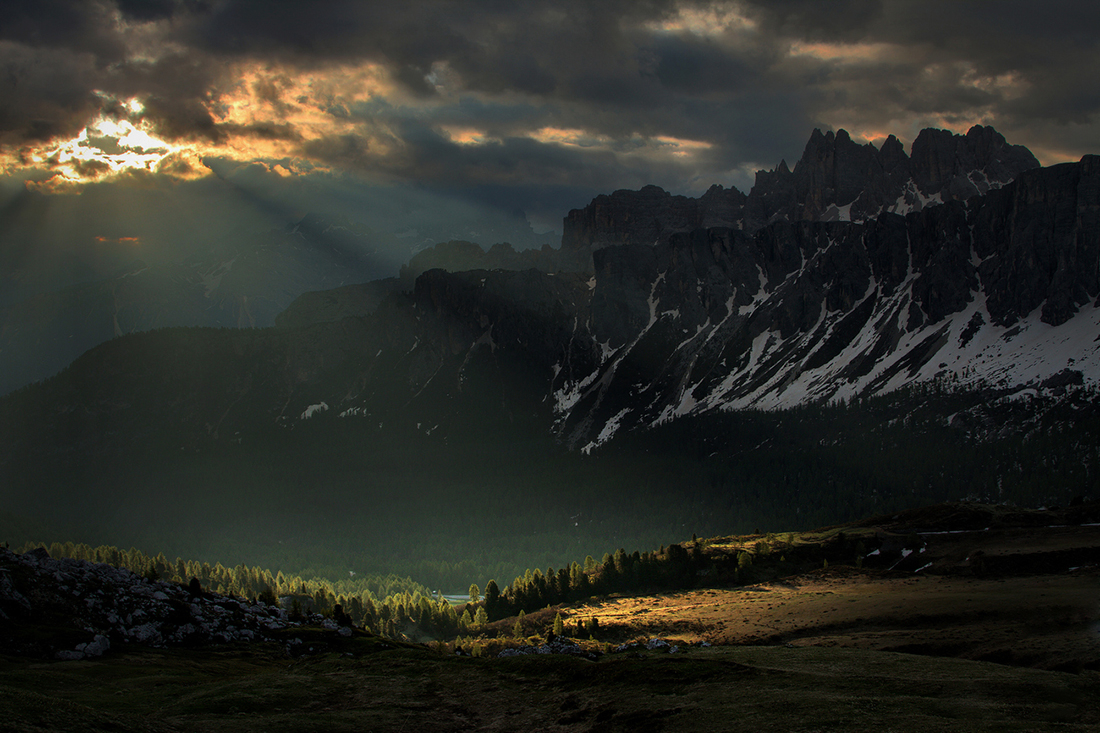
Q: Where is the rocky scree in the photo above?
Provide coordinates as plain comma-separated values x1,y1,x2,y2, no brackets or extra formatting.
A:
0,547,346,660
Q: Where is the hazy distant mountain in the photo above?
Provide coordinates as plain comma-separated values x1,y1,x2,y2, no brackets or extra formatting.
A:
0,215,401,395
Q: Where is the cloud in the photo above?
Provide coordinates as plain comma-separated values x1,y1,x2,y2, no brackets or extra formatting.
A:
0,0,1097,223
737,0,885,42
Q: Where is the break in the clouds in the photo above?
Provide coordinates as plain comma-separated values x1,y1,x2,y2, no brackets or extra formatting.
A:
1,0,1097,222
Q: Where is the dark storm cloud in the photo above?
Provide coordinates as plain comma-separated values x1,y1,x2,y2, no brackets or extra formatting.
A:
1,0,1098,220
766,0,1100,127
0,0,125,58
115,0,188,22
0,42,103,143
739,0,885,42
187,0,475,73
645,34,759,96
0,0,219,142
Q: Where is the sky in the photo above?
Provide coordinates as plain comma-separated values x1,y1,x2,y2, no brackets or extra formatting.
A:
1,0,1098,249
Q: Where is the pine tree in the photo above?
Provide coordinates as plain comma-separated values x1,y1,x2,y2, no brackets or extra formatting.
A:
556,567,571,602
552,611,564,636
258,584,279,607
484,580,501,620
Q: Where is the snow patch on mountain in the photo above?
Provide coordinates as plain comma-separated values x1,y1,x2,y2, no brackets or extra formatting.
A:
300,402,329,419
200,258,236,298
581,407,631,455
887,181,943,216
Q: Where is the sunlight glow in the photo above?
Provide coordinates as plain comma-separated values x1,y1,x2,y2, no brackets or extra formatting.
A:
204,60,401,164
529,127,613,147
5,61,405,192
529,127,713,164
94,235,142,245
440,127,499,146
24,102,183,191
788,41,899,63
645,6,758,35
653,136,713,158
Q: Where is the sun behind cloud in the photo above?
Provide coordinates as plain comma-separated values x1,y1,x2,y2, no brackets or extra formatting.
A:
8,94,209,193
4,60,406,192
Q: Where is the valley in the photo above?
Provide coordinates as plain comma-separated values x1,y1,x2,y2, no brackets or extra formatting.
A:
2,502,1098,732
4,4,1100,730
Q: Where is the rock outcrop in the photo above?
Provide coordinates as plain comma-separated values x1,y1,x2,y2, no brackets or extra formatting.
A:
561,184,746,255
0,547,352,660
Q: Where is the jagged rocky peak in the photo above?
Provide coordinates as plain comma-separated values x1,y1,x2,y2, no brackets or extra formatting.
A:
562,125,1041,265
910,125,1040,199
745,126,900,225
752,124,1040,225
789,128,888,220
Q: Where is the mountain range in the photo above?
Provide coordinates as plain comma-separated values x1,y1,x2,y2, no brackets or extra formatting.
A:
0,197,553,396
85,123,1085,451
1,124,1097,584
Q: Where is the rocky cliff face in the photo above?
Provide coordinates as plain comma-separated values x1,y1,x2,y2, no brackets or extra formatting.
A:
562,125,1040,263
560,184,747,255
548,155,1099,448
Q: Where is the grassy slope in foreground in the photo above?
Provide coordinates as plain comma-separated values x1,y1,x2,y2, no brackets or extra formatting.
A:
1,643,1098,732
2,502,1099,731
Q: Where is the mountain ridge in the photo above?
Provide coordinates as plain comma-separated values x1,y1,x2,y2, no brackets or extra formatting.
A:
561,125,1040,258
553,154,1100,447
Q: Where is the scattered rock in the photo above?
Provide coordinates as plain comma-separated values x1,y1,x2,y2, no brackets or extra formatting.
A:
0,547,354,660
